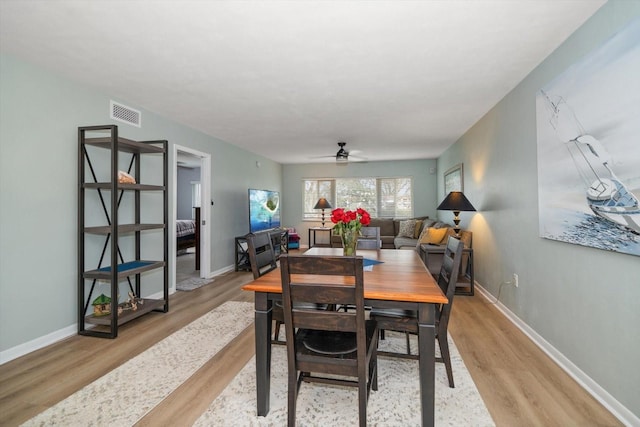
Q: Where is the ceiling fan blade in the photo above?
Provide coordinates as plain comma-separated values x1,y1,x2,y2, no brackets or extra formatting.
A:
346,153,368,161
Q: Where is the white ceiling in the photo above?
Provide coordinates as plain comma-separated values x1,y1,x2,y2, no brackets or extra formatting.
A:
0,0,606,164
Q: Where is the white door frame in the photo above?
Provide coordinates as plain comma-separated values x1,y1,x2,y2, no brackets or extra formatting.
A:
172,145,212,292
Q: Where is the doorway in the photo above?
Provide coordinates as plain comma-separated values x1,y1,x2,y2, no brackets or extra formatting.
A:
172,145,211,292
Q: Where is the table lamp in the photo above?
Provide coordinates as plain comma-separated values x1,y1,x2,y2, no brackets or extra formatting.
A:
437,191,476,237
314,198,333,227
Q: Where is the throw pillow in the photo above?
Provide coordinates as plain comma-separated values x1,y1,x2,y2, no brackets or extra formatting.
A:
397,219,417,238
414,220,423,239
440,228,456,245
418,227,449,245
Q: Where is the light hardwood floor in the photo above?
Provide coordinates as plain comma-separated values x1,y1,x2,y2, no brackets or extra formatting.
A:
0,270,621,427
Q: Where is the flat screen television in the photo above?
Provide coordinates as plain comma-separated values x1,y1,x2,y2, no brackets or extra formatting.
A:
248,188,281,233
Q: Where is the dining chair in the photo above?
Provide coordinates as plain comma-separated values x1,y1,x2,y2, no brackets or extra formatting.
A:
369,236,463,387
280,254,378,427
246,232,285,342
246,232,278,280
246,233,328,344
357,226,381,249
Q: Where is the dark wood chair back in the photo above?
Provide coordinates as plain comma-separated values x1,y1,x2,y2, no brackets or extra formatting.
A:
246,232,277,280
369,235,464,387
281,255,365,335
279,254,378,427
357,226,381,249
435,235,464,339
438,236,464,295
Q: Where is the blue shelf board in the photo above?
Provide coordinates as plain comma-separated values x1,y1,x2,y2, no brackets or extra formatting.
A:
97,261,154,272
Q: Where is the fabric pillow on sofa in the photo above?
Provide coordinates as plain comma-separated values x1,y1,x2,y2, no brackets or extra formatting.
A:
414,220,424,239
397,219,417,238
440,228,472,247
393,216,432,249
417,227,449,245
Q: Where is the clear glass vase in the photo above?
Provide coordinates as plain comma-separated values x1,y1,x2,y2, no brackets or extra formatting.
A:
341,229,358,256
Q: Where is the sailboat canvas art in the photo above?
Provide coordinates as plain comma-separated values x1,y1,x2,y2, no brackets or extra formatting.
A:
536,18,640,257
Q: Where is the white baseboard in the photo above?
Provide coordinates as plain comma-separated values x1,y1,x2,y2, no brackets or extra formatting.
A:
1,291,173,365
475,283,639,427
213,264,235,277
0,324,77,365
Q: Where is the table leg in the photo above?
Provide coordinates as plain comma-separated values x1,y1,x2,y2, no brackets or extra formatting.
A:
254,293,273,416
418,303,436,427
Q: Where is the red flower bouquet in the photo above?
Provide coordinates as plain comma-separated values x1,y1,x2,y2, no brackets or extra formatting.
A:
330,208,371,255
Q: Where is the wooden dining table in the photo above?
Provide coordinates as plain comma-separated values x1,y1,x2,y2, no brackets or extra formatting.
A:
241,247,447,427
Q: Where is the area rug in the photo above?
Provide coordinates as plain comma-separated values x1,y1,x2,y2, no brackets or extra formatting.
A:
22,301,253,427
176,276,215,291
196,331,495,426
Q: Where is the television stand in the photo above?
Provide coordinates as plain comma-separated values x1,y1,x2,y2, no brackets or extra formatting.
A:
235,228,288,272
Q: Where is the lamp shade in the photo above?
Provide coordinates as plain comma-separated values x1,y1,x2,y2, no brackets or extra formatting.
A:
437,192,476,212
313,198,333,210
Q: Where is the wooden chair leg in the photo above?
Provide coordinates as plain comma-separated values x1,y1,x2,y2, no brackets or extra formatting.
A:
372,358,378,391
288,371,298,426
358,377,367,427
437,333,455,388
368,347,378,391
274,320,282,341
405,332,411,355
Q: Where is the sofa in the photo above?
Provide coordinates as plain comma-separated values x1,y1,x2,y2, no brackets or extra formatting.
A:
329,217,472,278
329,216,441,249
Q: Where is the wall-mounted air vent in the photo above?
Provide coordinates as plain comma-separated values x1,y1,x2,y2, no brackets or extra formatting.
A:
110,100,141,127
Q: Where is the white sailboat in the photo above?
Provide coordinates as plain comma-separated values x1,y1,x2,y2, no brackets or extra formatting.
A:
541,90,640,235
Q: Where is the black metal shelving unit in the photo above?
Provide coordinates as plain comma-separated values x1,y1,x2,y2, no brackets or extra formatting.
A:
78,125,168,338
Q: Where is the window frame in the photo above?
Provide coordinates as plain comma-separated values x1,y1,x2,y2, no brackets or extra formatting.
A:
303,176,414,221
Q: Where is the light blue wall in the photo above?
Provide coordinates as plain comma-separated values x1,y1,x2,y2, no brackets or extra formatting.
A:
282,159,438,246
0,54,282,354
438,1,640,418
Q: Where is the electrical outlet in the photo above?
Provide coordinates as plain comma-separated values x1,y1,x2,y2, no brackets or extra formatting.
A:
513,273,519,287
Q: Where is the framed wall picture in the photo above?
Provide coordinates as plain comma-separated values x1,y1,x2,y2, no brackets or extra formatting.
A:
535,19,640,257
444,163,463,195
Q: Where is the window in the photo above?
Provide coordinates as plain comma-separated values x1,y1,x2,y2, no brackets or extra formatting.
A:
378,177,413,218
303,179,334,220
303,177,413,219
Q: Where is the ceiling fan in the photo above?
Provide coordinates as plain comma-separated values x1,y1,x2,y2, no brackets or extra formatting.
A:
336,142,349,163
323,142,367,164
